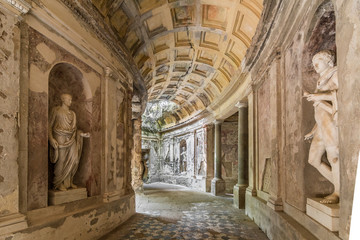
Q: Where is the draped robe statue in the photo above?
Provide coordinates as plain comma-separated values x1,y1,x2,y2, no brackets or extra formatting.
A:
304,50,339,204
49,94,90,191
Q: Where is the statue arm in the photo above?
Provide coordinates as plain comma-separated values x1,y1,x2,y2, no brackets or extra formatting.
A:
305,124,317,141
306,92,334,102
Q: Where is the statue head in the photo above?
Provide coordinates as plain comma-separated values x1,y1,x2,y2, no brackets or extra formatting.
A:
312,50,335,73
60,93,72,107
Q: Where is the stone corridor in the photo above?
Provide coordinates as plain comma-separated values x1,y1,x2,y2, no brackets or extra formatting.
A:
101,183,268,240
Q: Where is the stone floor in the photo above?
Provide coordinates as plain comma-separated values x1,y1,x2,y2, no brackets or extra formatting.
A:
100,183,268,240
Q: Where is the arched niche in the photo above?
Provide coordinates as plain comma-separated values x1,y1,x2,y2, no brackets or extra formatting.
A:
48,62,97,197
303,1,336,92
302,0,336,198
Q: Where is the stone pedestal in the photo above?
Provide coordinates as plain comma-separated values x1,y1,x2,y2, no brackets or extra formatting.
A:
49,188,87,205
233,184,247,208
306,198,339,232
211,178,225,196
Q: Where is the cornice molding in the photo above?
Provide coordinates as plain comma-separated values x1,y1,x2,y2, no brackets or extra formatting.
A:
59,0,145,93
1,0,31,15
213,120,224,124
235,102,248,109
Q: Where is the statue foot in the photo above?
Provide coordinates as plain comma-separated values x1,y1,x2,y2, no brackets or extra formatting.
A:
320,193,339,204
70,183,78,189
57,184,67,191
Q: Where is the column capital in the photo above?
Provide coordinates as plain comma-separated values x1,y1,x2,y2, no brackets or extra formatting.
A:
235,102,248,109
213,119,224,124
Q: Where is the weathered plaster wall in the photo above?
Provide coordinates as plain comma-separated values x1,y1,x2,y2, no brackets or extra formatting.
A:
336,0,360,238
0,7,20,217
6,195,135,240
221,121,238,193
257,76,271,193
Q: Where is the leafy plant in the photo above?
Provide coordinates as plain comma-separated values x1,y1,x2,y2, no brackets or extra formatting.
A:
141,100,178,133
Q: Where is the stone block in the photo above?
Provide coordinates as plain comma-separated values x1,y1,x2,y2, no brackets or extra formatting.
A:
233,184,247,208
49,188,87,205
306,198,339,232
211,178,225,196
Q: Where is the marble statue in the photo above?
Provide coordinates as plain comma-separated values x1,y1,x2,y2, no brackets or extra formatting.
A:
49,94,90,191
304,50,339,204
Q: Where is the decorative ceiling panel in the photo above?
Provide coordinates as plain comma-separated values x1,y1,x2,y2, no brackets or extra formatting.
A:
171,6,195,27
91,0,263,125
202,5,228,30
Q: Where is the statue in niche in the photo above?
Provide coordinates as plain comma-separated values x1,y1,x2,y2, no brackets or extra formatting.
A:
49,93,90,191
180,146,187,172
304,50,339,204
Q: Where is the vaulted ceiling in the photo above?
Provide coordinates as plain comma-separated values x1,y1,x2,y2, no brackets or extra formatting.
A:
91,0,263,126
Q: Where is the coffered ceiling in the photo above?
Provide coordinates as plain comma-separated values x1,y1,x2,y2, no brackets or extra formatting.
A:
92,0,263,125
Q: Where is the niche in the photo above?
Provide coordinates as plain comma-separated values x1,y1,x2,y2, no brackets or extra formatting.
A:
180,139,187,173
48,63,93,195
302,1,336,197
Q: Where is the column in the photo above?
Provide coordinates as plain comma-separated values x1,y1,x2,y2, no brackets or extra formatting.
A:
233,102,248,208
131,117,143,192
204,124,214,192
246,91,257,197
211,120,225,195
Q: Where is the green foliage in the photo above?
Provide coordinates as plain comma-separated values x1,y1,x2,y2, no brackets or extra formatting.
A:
141,100,178,133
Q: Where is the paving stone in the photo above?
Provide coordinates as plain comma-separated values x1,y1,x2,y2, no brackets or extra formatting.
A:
100,183,268,240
